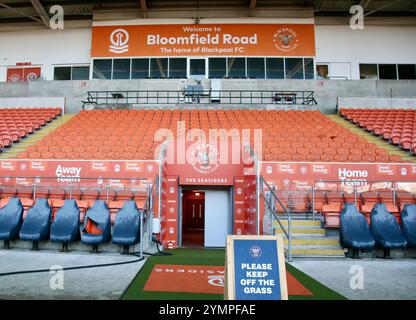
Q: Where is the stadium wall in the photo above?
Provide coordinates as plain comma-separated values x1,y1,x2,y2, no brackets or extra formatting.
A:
1,23,415,81
0,78,415,113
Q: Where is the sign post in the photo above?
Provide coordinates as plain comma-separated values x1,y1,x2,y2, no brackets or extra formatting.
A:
225,235,288,300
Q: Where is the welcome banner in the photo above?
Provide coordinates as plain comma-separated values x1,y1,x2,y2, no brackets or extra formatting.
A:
91,24,316,57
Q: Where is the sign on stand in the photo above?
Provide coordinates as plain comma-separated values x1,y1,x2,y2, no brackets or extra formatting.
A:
225,235,288,300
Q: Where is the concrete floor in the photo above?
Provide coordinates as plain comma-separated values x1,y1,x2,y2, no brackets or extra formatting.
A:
291,259,416,300
0,249,146,300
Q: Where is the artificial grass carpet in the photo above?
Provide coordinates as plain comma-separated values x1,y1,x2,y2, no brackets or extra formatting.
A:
121,248,346,300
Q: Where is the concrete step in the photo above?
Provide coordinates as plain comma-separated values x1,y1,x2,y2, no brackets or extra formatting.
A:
278,220,321,227
286,248,345,257
284,236,340,246
275,227,325,235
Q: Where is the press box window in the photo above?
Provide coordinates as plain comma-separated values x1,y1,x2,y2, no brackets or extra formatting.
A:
54,67,71,80
379,64,397,80
72,67,89,80
266,58,284,79
113,59,131,79
169,58,187,78
247,58,265,79
150,58,168,78
209,58,226,78
131,59,149,79
54,66,89,80
227,58,246,78
304,58,314,79
360,64,378,80
285,58,304,79
398,65,416,80
93,59,112,80
316,64,329,79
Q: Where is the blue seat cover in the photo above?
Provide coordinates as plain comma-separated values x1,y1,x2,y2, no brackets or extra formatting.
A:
112,200,141,246
401,204,416,248
80,200,111,245
19,198,52,241
0,198,24,240
50,199,80,243
340,203,375,251
371,203,407,249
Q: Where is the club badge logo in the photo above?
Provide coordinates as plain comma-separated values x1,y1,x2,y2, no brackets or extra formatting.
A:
109,28,129,54
250,245,262,258
189,143,220,174
273,27,299,52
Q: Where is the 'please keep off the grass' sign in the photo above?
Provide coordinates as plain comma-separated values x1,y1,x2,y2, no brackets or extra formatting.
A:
225,235,288,300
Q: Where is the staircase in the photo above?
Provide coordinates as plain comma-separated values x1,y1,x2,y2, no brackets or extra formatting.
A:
274,218,345,258
0,114,75,159
327,114,416,163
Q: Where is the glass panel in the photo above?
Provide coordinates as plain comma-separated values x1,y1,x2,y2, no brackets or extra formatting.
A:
398,64,416,80
266,58,284,79
72,66,89,80
113,59,131,79
316,64,329,79
379,64,397,80
53,67,71,80
131,59,149,79
227,58,245,78
359,64,378,80
304,58,314,79
285,58,304,79
150,58,168,78
93,59,112,80
209,58,226,78
169,58,187,78
247,58,265,79
190,59,206,76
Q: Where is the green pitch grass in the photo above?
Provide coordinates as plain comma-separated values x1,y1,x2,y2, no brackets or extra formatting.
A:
121,248,346,300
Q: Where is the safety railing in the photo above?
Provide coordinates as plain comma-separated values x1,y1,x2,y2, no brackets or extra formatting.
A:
260,176,292,261
83,90,318,107
311,180,416,208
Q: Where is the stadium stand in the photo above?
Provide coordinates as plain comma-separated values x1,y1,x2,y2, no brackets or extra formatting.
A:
0,108,61,150
340,108,416,156
17,109,403,163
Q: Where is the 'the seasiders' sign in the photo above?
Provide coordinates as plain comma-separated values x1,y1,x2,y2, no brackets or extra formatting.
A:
91,24,316,57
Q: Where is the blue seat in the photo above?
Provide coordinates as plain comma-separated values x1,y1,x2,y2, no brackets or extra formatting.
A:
50,199,80,251
340,203,375,257
0,198,24,248
112,201,141,253
401,204,416,248
371,203,407,258
80,200,111,252
19,198,52,249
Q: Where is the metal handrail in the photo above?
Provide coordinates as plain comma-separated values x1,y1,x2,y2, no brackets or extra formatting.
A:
260,176,292,261
83,89,318,107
